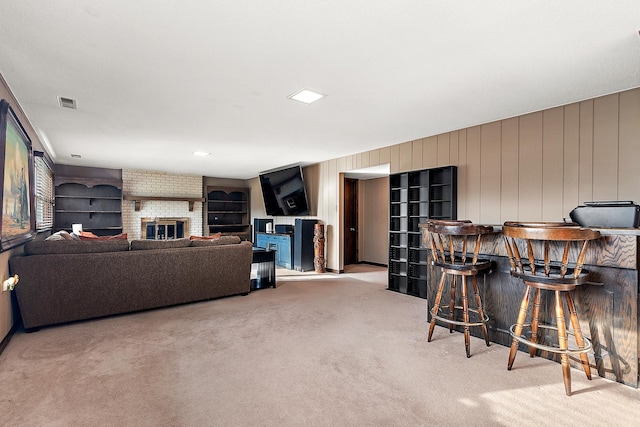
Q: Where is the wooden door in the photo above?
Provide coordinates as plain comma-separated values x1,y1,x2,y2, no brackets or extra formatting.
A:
344,178,358,265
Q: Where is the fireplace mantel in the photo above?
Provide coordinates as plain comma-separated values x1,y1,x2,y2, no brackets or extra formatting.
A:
123,195,205,211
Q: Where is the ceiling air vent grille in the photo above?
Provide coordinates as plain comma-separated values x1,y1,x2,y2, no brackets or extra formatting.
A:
58,96,77,109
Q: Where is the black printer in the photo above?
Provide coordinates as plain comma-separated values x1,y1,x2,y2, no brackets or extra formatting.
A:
569,201,640,228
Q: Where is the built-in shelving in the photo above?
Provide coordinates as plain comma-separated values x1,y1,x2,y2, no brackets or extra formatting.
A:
205,186,251,241
54,177,123,236
388,166,457,298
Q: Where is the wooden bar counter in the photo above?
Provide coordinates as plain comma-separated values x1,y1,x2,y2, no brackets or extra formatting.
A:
419,224,639,388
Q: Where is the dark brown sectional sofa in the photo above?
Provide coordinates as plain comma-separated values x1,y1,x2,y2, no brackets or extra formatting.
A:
9,237,253,330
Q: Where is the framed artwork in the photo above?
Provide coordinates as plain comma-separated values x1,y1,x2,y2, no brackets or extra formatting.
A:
0,99,35,251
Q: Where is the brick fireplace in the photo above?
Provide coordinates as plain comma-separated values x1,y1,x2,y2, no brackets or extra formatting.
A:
122,170,203,240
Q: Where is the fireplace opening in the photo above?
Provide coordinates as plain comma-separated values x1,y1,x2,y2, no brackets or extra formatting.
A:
141,218,190,240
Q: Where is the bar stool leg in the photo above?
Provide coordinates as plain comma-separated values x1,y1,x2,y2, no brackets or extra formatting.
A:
566,292,592,380
555,290,572,396
529,288,542,358
461,275,471,358
428,272,447,342
471,275,490,347
448,275,457,333
508,285,532,370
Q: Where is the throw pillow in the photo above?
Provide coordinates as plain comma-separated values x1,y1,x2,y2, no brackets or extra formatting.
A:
189,233,222,240
78,231,99,239
45,230,74,241
79,231,128,240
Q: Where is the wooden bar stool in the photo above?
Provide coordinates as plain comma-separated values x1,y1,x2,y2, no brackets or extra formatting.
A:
426,220,494,358
502,222,601,396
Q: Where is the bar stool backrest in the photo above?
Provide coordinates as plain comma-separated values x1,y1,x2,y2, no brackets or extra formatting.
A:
502,222,601,281
427,220,494,267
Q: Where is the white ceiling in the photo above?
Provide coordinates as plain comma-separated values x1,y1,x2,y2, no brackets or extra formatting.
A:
1,1,639,179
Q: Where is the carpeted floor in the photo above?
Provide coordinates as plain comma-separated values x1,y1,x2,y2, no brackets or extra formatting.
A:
1,265,638,426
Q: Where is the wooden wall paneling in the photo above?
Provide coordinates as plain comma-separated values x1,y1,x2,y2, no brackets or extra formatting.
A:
327,159,338,270
355,153,362,170
343,155,352,172
457,129,467,219
412,139,423,171
501,117,519,223
390,144,401,173
466,126,481,223
336,156,347,174
437,133,450,166
592,94,619,201
398,141,413,172
379,147,391,165
422,136,438,169
578,100,594,204
518,112,543,221
480,122,501,224
360,151,370,168
369,149,380,167
449,131,459,166
617,89,640,202
563,103,580,218
542,107,565,221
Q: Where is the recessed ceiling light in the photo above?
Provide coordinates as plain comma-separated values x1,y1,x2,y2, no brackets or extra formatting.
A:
193,151,211,157
287,89,325,104
58,96,77,109
70,154,82,158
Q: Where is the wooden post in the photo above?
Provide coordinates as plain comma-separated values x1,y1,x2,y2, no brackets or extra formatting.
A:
313,223,325,273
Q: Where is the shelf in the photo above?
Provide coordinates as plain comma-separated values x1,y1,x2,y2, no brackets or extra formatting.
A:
123,195,205,212
56,195,122,200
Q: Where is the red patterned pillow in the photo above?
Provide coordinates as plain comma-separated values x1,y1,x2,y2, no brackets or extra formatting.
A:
79,232,128,241
189,233,222,240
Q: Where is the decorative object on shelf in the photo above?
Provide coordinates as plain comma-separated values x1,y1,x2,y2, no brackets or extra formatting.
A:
0,99,35,251
313,222,325,273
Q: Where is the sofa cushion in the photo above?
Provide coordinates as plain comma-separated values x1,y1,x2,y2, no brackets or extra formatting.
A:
24,239,130,255
190,235,241,246
130,238,192,251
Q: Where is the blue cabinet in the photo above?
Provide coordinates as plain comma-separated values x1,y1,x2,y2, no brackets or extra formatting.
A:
256,233,293,269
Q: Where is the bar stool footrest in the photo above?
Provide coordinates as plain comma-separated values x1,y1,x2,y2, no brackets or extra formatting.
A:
432,305,489,327
509,323,592,355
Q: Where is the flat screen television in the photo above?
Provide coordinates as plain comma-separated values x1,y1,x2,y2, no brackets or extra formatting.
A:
259,165,310,216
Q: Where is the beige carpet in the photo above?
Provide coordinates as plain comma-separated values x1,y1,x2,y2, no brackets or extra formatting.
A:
1,265,639,426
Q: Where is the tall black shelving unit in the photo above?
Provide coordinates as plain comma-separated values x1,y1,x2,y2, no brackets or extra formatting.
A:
388,166,457,298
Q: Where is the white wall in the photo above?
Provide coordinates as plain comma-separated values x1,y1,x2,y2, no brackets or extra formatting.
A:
359,177,389,265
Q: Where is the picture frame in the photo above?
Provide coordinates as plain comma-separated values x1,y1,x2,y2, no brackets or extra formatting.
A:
0,99,35,251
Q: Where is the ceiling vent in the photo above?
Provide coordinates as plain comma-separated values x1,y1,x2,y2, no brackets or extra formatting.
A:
58,96,77,109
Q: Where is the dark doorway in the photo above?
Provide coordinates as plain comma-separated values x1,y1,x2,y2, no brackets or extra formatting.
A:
344,178,358,265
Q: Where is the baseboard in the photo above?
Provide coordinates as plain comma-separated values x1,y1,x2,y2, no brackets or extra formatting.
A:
0,323,18,356
357,261,388,268
325,267,344,273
